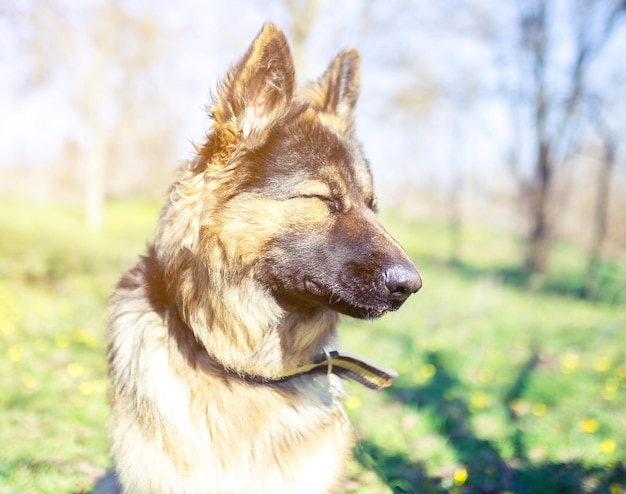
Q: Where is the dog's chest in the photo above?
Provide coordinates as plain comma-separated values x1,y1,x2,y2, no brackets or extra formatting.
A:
158,374,354,493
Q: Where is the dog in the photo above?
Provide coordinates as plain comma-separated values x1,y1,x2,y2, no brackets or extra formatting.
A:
95,23,421,494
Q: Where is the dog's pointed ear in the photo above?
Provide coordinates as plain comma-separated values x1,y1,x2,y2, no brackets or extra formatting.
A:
212,23,295,142
302,48,360,128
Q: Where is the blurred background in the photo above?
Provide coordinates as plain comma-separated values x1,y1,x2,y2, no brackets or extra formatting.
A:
2,0,625,284
1,1,626,493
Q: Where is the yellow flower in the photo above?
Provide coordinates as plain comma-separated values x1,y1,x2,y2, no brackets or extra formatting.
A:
453,468,468,486
420,363,436,379
67,362,86,378
617,364,626,379
609,482,623,494
600,439,616,454
602,388,615,401
469,391,488,411
78,380,106,395
22,376,36,389
594,356,612,373
605,379,619,392
412,363,436,384
72,328,98,348
579,418,599,433
6,346,22,362
561,353,579,374
79,382,94,395
54,335,70,349
531,403,547,416
1,320,15,334
344,395,361,410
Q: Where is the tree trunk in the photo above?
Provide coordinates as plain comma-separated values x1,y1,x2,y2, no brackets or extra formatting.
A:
522,2,553,276
525,140,551,274
448,178,463,265
83,42,106,230
584,134,615,299
85,133,106,230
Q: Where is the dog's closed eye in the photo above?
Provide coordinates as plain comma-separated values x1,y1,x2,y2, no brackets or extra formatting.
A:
302,194,339,211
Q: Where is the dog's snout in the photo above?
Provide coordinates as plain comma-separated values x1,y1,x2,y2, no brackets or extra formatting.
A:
384,263,422,302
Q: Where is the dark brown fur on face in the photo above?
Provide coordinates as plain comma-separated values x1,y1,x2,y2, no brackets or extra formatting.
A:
95,23,420,494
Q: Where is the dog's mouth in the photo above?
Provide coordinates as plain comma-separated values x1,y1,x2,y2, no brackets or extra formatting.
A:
304,279,398,320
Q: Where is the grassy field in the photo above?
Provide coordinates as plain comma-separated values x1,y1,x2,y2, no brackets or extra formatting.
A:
0,197,625,494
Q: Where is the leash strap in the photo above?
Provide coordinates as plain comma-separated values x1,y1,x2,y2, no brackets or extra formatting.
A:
242,350,398,391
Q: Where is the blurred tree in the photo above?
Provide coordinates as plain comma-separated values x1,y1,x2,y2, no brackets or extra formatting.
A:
584,108,617,299
12,1,173,229
281,0,376,72
502,0,625,274
383,3,479,265
283,0,322,70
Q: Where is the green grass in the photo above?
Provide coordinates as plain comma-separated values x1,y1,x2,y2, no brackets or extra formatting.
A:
1,198,625,494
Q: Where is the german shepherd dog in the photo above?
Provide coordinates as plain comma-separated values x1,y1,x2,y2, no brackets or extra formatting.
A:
97,23,421,494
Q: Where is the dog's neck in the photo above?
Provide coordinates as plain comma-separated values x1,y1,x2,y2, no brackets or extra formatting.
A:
148,256,339,379
167,303,396,392
207,308,337,376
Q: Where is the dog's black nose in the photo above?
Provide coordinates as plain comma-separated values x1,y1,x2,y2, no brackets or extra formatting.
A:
385,263,422,302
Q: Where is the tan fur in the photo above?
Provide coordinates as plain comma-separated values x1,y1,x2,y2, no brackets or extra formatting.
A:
95,23,419,494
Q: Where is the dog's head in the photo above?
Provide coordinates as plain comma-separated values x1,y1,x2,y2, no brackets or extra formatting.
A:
160,24,420,321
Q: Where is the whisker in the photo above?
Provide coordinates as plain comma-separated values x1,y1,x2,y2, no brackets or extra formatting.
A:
329,292,342,304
